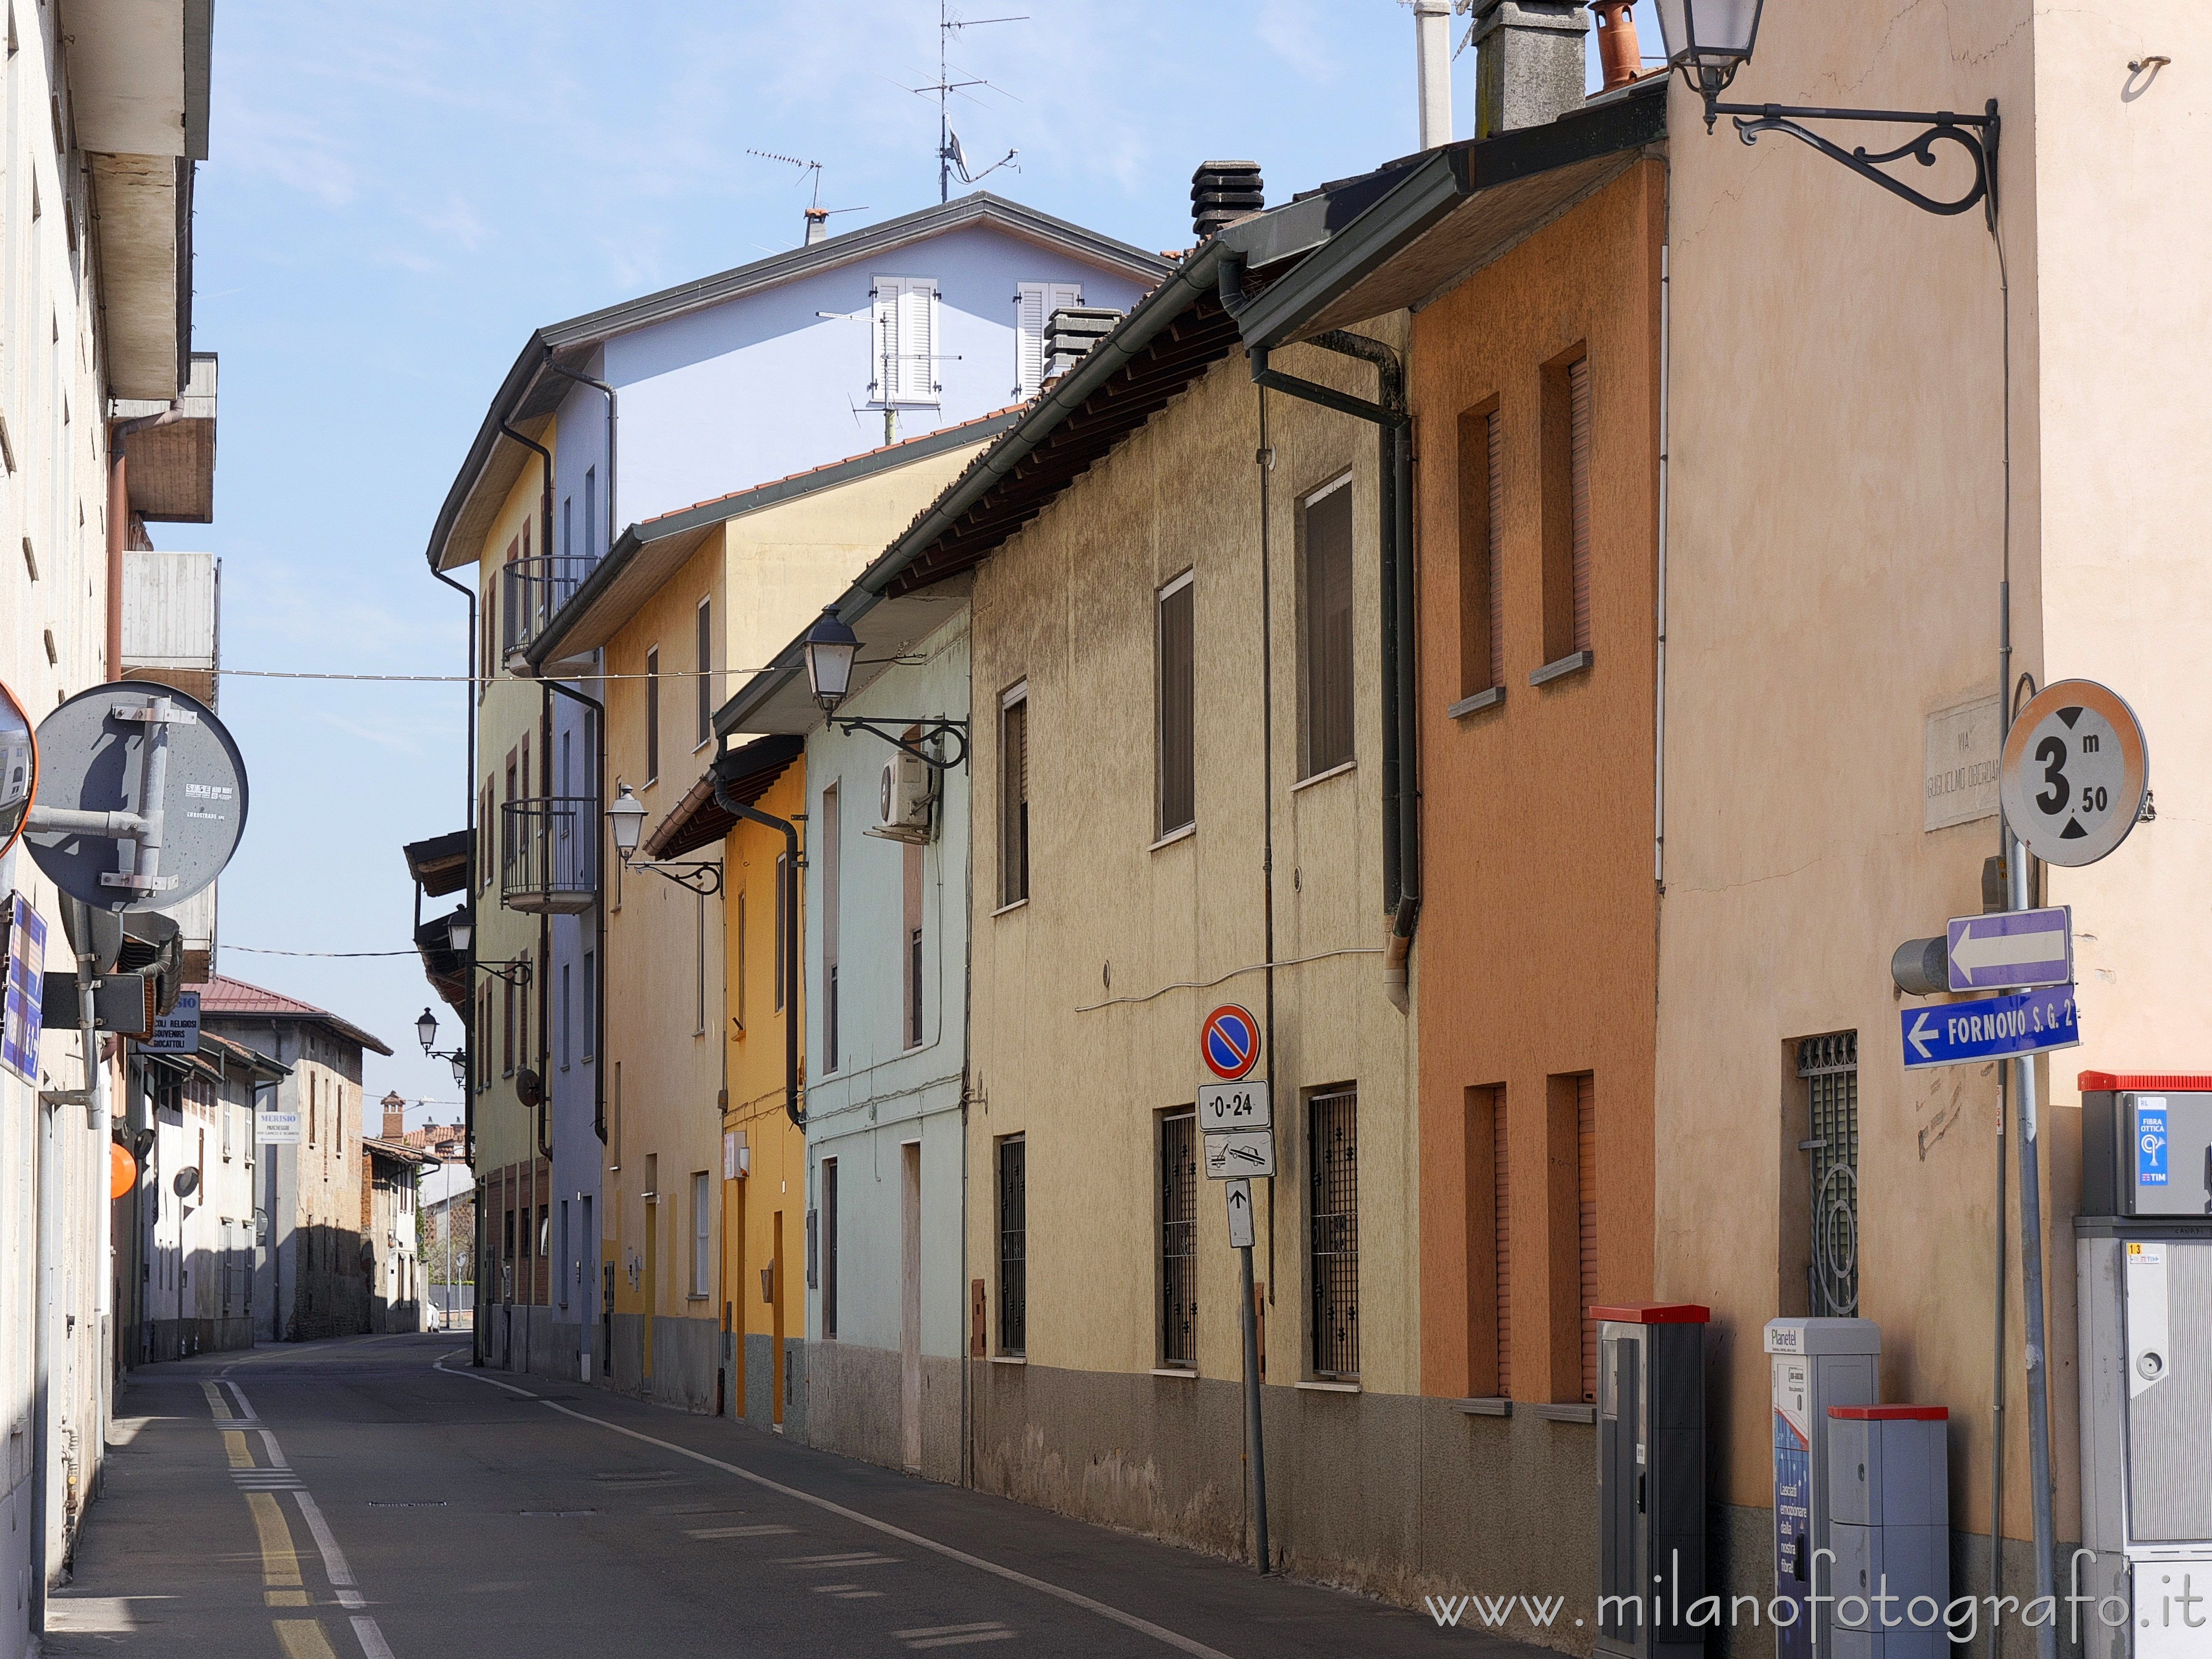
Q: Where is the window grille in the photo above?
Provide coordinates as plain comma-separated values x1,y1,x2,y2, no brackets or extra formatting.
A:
1159,1113,1198,1367
1799,1032,1860,1317
998,1137,1027,1354
1308,1088,1359,1378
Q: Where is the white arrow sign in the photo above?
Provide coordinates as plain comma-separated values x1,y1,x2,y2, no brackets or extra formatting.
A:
1225,1177,1254,1249
1946,906,2072,991
1905,1011,1937,1063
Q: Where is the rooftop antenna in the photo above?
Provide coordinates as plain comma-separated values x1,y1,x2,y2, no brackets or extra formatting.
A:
748,149,871,246
912,2,1026,203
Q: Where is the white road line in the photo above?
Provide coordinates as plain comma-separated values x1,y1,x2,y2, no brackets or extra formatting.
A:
908,1634,1020,1651
432,1357,1237,1659
686,1525,794,1538
227,1382,392,1654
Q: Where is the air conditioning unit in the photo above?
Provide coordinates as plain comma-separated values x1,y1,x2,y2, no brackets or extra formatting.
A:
867,750,935,844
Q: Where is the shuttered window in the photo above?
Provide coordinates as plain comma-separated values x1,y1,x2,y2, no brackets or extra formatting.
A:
1157,574,1196,836
645,646,660,783
1494,1090,1512,1398
822,1158,839,1340
1578,1073,1597,1404
822,784,840,1074
1000,688,1029,905
874,276,940,405
1015,280,1083,396
903,841,923,1049
696,598,712,747
1569,358,1593,654
998,1136,1027,1355
1456,404,1505,698
1302,478,1355,776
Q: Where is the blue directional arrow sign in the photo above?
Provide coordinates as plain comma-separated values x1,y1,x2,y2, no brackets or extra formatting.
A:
1899,984,2082,1070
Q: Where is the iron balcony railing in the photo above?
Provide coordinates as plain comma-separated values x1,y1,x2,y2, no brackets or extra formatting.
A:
500,555,595,659
499,796,598,914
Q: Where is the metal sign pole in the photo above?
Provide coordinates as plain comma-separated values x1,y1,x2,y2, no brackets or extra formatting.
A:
2008,832,2058,1659
1238,1238,1269,1573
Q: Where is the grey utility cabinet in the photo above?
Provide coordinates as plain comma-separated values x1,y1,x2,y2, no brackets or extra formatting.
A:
1595,1303,1709,1659
1828,1406,1949,1659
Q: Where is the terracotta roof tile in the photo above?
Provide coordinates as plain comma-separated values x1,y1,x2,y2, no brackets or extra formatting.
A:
185,973,395,1056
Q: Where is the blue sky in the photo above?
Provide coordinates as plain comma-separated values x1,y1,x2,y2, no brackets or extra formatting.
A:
177,1,1604,1131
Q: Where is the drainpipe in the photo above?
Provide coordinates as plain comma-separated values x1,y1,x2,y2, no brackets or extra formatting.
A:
105,407,184,677
712,762,804,1132
546,358,617,557
1217,253,1422,1004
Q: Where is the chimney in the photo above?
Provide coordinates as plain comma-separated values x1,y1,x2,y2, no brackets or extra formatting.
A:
1590,1,1641,92
1472,0,1592,138
1042,306,1123,381
1413,0,1454,149
803,207,830,247
1191,160,1264,241
381,1091,406,1141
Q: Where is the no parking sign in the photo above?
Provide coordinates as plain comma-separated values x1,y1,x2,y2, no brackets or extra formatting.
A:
1201,1005,1260,1081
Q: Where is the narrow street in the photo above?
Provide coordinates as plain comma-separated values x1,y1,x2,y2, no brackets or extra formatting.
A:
46,1337,1500,1659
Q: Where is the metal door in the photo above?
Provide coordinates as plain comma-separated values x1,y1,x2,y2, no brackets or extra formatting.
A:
2124,1239,2212,1543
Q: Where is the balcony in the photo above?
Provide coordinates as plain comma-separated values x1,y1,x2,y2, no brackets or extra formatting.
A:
500,797,599,914
500,555,594,659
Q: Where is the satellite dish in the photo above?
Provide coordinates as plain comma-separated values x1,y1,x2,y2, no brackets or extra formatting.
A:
24,683,249,913
172,1165,199,1199
0,676,33,863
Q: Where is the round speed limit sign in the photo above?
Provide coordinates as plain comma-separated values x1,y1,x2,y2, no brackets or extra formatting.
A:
1998,679,2148,867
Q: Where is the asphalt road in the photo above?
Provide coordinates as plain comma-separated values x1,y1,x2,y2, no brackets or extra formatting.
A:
46,1334,1518,1659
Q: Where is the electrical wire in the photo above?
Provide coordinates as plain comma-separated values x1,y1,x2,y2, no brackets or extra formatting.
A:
212,655,921,685
225,946,420,957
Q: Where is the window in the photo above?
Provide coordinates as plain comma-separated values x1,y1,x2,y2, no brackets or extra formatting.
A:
1301,477,1355,776
1457,401,1505,699
1577,1073,1596,1402
903,841,923,1049
477,985,491,1092
502,974,515,1075
821,784,840,1073
1159,1112,1197,1368
1463,1085,1510,1397
694,890,707,1035
774,854,789,1012
1800,1033,1859,1318
563,495,572,562
560,963,571,1071
1014,280,1082,396
580,950,595,1061
584,467,597,561
999,686,1029,906
691,1171,711,1296
821,1158,839,1340
1308,1087,1358,1379
736,891,748,1033
1539,348,1593,669
1156,573,1195,836
696,597,712,747
479,782,493,890
645,646,660,783
872,276,940,405
997,1136,1026,1355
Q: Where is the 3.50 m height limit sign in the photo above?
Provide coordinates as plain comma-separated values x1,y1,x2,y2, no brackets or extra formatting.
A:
1997,679,2147,868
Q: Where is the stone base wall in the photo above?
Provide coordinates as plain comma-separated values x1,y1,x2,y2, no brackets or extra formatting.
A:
805,1340,958,1482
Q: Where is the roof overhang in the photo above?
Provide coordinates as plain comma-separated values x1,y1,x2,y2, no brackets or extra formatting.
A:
427,193,1169,575
115,352,216,519
523,409,1021,668
403,829,472,896
643,734,804,859
713,575,975,741
1223,80,1667,348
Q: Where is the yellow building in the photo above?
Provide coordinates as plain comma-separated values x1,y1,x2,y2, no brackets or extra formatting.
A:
521,416,1014,1411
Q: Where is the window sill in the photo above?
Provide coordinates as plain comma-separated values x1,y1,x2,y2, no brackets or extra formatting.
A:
1447,686,1505,720
1292,759,1356,793
989,1354,1027,1366
1454,1396,1512,1417
990,897,1029,918
1536,1402,1597,1424
685,1294,710,1303
1296,1379,1361,1394
1150,1366,1199,1380
1529,650,1594,688
1148,823,1196,854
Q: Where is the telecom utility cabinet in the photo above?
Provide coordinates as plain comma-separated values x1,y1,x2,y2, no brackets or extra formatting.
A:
1594,1304,1709,1659
1827,1406,1949,1659
2077,1070,2212,1659
1767,1318,1881,1659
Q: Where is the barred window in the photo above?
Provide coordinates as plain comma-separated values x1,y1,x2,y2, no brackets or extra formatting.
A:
1159,1112,1198,1368
997,1136,1027,1355
1799,1033,1859,1317
1309,1087,1359,1379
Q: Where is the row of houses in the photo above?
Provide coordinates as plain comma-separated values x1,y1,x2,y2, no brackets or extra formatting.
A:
416,2,2208,1648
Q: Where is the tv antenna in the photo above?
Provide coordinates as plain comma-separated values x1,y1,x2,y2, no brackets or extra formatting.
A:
909,2,1026,203
748,149,872,245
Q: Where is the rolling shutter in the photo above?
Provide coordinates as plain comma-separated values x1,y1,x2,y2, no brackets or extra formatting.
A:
1568,358,1592,654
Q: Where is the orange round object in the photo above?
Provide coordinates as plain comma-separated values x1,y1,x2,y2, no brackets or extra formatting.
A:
108,1141,138,1201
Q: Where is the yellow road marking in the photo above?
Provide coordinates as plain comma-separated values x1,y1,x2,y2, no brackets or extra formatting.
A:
273,1619,341,1658
224,1430,253,1469
247,1492,302,1588
265,1589,312,1606
201,1381,234,1422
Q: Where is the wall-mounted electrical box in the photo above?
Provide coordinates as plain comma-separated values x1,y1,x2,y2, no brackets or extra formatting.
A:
1828,1405,1949,1659
1594,1304,1710,1659
2081,1073,2212,1218
1767,1318,1881,1659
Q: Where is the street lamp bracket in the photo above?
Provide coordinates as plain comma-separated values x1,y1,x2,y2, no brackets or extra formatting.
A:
831,715,970,772
1717,100,2000,224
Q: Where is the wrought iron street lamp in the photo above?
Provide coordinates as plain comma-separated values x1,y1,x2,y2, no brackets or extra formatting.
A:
417,1007,469,1085
1653,0,1997,223
605,782,721,895
448,917,473,953
798,605,969,770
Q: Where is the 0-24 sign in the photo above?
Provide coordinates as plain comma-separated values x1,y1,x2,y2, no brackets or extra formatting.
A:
1199,1080,1271,1134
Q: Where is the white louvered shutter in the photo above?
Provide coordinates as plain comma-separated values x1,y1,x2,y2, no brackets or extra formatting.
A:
899,279,938,402
871,278,897,400
1015,281,1084,396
